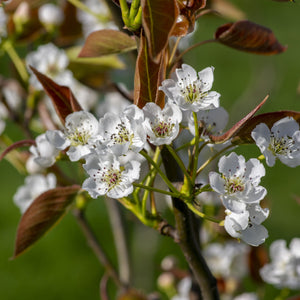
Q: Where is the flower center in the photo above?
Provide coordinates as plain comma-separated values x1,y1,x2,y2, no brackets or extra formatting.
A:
268,135,295,156
152,119,174,138
66,128,91,146
225,177,245,194
111,123,134,145
180,82,207,104
101,168,123,192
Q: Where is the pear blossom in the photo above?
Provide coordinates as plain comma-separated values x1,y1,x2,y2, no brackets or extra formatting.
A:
82,152,141,199
224,204,269,246
171,277,192,300
143,102,182,146
0,7,7,43
29,133,60,168
98,105,146,156
38,3,64,27
46,111,100,161
26,43,69,90
233,293,258,300
209,152,267,213
77,0,117,37
260,238,300,289
13,173,56,213
251,116,300,167
96,91,131,118
203,241,249,279
188,106,229,138
159,64,220,112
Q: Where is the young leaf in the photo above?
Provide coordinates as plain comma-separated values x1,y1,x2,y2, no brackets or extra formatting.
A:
14,185,81,258
215,20,287,55
134,34,165,108
210,94,269,143
29,66,83,125
232,110,300,144
78,30,137,58
141,0,179,60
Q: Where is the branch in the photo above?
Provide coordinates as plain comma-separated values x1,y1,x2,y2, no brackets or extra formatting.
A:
161,147,220,300
73,209,125,289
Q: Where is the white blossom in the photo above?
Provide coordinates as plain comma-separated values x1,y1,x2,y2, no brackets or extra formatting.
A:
77,0,117,37
26,43,69,90
260,238,300,289
188,106,228,138
209,152,267,213
96,91,131,118
0,7,7,43
13,173,56,213
203,241,249,279
251,117,300,167
82,152,141,199
98,105,146,156
29,133,60,168
171,277,192,300
224,204,269,246
159,64,220,112
38,3,64,27
233,293,258,300
143,102,182,146
46,111,100,161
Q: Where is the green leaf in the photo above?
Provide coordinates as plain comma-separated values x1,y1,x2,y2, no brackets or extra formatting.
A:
141,0,179,60
14,185,81,258
78,29,137,57
29,66,83,125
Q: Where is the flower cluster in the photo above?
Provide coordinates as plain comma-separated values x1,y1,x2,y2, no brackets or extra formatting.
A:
28,64,222,201
260,238,300,290
209,152,269,246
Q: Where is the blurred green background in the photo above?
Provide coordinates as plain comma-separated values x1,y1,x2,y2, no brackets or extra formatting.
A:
1,0,300,299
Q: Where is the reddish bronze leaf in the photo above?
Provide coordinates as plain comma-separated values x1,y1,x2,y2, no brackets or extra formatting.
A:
14,185,81,258
141,0,179,60
172,0,207,36
232,110,300,144
0,140,35,161
134,34,165,108
78,30,137,58
215,20,287,55
30,66,82,125
210,95,269,143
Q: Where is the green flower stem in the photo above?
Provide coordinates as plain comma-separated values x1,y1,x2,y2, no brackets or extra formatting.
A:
166,144,193,186
133,182,184,199
185,202,221,224
194,184,213,196
175,137,195,152
141,147,160,215
129,0,140,20
192,112,200,183
2,40,28,83
67,0,109,22
140,150,179,195
196,144,234,176
119,0,142,31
